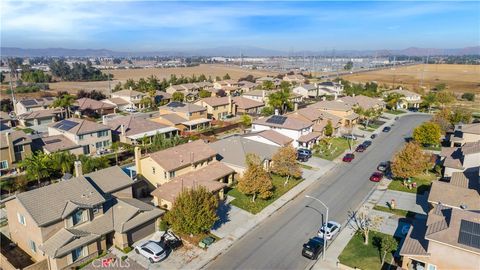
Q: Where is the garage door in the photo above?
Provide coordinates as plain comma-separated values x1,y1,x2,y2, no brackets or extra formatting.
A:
127,220,156,244
39,118,52,125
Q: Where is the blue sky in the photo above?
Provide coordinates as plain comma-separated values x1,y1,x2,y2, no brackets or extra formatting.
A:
1,1,479,51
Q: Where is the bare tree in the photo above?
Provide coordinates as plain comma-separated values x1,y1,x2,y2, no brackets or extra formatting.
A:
347,208,383,245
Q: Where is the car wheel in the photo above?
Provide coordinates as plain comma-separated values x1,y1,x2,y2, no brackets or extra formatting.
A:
149,258,154,263
135,248,139,254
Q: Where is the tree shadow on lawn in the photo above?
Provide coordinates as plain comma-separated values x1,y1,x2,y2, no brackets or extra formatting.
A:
212,201,232,230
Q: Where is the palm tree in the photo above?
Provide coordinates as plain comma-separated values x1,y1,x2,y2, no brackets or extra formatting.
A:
268,89,292,114
51,151,76,174
52,94,76,118
20,151,52,185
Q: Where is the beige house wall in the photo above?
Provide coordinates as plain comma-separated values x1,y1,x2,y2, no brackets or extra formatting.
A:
48,127,112,154
49,240,101,270
0,142,32,170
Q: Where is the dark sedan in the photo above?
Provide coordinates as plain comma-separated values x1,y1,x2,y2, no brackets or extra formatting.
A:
342,153,355,162
355,145,366,152
382,126,391,132
362,140,372,148
302,237,324,260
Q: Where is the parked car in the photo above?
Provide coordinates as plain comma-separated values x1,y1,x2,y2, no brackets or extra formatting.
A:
369,171,384,182
298,148,312,158
355,145,366,152
377,161,390,172
409,107,419,112
135,240,167,263
382,126,391,132
318,221,341,240
297,152,309,162
342,153,355,162
362,140,372,148
342,134,357,140
370,134,377,139
125,107,137,113
302,237,324,260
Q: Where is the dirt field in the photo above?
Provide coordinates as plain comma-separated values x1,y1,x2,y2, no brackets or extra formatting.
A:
45,64,275,94
342,64,480,94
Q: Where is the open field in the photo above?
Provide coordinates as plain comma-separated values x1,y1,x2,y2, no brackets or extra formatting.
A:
44,64,275,94
342,64,480,94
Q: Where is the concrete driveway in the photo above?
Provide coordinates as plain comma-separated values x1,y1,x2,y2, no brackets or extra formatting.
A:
300,156,334,170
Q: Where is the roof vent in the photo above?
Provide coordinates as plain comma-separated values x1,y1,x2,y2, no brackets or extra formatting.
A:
460,204,468,209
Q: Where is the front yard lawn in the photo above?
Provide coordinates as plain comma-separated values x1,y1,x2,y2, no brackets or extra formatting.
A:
385,109,407,115
338,231,399,270
373,205,416,219
387,173,437,194
422,145,442,151
227,174,302,214
313,138,354,161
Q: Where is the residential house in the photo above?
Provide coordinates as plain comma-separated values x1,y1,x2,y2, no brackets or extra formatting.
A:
256,77,282,88
104,115,179,145
102,98,131,112
0,111,15,130
210,135,279,176
283,74,305,85
45,118,112,155
251,115,319,149
135,140,235,209
165,82,214,102
213,80,239,90
243,130,293,147
17,109,63,127
195,96,235,120
0,131,32,173
338,95,385,111
152,102,211,132
448,123,480,147
4,166,163,270
243,89,304,104
15,97,56,115
309,100,359,127
74,98,116,117
238,81,258,92
232,96,264,115
154,91,172,105
110,89,146,110
292,84,319,98
385,88,422,109
439,141,480,177
400,205,480,270
288,107,342,135
317,81,344,96
428,170,479,211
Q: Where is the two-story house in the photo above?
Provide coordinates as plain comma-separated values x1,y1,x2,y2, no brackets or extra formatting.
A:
439,141,480,177
110,89,146,110
317,81,344,96
309,100,359,127
15,97,56,115
44,118,112,155
292,84,318,98
448,123,480,147
251,115,319,149
4,165,163,270
135,140,235,209
283,74,305,85
287,107,342,136
0,131,32,174
74,98,116,117
385,88,422,109
243,89,304,105
152,102,211,132
338,95,385,111
195,96,235,120
232,96,264,115
17,108,63,127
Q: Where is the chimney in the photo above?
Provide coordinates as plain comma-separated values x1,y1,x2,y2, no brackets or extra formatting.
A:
352,93,356,98
274,109,279,116
228,95,233,114
294,102,298,111
102,115,107,125
129,86,133,91
134,146,142,174
120,124,126,136
262,90,266,100
322,96,326,101
334,93,338,100
5,132,14,164
74,160,83,177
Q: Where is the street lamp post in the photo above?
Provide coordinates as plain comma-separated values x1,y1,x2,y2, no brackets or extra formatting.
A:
305,195,329,260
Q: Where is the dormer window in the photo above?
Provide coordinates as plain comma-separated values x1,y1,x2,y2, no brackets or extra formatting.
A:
72,209,86,226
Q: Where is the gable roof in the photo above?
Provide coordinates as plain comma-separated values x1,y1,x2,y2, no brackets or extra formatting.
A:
0,130,32,149
253,115,312,131
84,166,135,194
232,96,264,110
309,100,353,111
112,89,145,97
147,140,217,171
18,97,56,108
49,118,110,135
428,170,480,210
244,130,293,146
199,97,230,107
159,102,206,114
158,113,187,125
40,134,81,153
338,95,385,110
17,108,62,120
75,98,116,111
105,115,174,137
295,84,317,91
459,123,480,135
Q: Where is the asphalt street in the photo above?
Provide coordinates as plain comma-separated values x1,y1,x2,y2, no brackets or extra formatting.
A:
207,114,431,270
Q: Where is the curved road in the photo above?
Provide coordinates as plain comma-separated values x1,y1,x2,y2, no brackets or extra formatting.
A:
207,114,431,270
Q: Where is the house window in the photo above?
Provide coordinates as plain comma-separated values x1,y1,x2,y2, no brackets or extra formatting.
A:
428,265,437,270
72,209,85,226
97,130,108,137
169,171,175,178
29,240,37,253
93,206,100,215
152,168,156,175
102,141,110,147
71,246,86,262
13,145,24,153
164,172,167,179
95,142,103,148
17,213,26,225
78,135,84,140
0,160,8,170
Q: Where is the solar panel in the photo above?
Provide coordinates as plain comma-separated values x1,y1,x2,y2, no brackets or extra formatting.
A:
266,115,287,125
55,120,79,131
21,99,37,106
168,102,185,108
458,220,480,249
45,97,54,101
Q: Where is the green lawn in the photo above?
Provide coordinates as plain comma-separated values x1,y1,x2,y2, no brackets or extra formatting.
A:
298,163,314,170
373,205,416,219
422,145,442,151
385,109,406,115
227,175,302,214
313,138,354,161
387,173,437,194
339,231,399,270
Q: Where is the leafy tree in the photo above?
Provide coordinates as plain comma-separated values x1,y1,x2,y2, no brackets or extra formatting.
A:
271,145,302,186
78,155,110,174
21,69,52,83
450,108,472,124
348,209,383,245
172,92,185,102
238,153,273,202
384,93,404,110
240,114,252,128
113,58,122,64
223,73,231,80
51,94,76,118
436,91,456,107
422,92,437,113
20,151,52,184
216,89,226,97
279,81,291,90
413,122,441,146
113,82,122,92
49,59,110,81
391,142,433,179
140,97,153,108
324,120,333,137
432,108,452,133
199,89,212,98
262,80,275,90
461,92,475,101
380,235,397,265
124,78,136,90
433,83,446,91
7,57,23,79
215,76,221,81
261,106,274,116
0,98,13,112
239,74,255,82
344,61,353,70
76,90,106,101
268,89,292,114
164,186,218,235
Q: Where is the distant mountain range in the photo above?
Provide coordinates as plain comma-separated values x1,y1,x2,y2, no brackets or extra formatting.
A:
1,46,479,57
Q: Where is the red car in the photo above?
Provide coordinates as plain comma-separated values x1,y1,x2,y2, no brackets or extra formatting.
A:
370,172,384,182
342,153,355,162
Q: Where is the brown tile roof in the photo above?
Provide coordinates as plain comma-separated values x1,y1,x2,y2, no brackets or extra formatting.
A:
112,89,145,97
440,147,457,157
151,162,233,202
148,140,217,171
428,171,480,210
245,130,293,146
462,140,480,155
41,134,81,153
313,119,329,132
253,115,312,131
105,115,171,137
159,102,206,114
460,123,480,135
199,97,230,107
298,132,322,143
158,113,187,125
17,108,62,120
339,95,385,110
400,219,430,257
49,118,110,135
232,96,264,110
292,107,324,122
0,130,32,149
75,98,116,111
106,97,130,106
309,100,353,111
